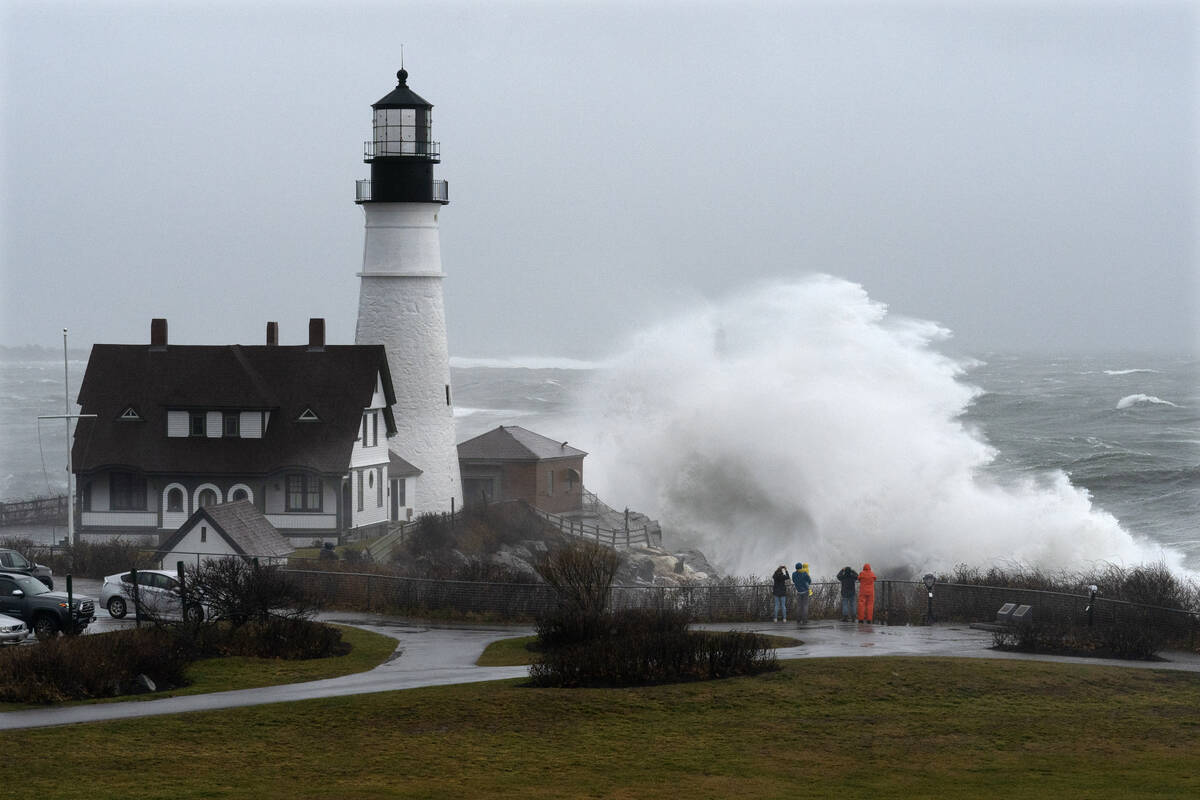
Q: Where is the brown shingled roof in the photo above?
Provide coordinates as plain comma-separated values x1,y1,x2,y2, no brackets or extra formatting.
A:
72,343,396,477
158,500,293,560
457,425,587,462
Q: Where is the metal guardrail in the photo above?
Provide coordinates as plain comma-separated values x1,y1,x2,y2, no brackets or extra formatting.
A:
355,179,448,202
363,140,440,159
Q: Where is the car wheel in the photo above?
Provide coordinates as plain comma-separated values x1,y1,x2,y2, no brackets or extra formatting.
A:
183,604,204,624
107,596,128,619
33,615,60,640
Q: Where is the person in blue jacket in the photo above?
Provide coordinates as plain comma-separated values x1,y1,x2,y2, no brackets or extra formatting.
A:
791,562,812,624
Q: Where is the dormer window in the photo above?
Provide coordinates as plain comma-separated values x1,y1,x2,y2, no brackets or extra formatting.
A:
119,406,142,422
298,408,320,422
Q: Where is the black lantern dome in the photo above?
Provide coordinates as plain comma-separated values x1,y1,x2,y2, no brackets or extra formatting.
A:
356,69,448,204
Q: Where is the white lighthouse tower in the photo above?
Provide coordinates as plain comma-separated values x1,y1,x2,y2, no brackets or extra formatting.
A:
354,68,462,514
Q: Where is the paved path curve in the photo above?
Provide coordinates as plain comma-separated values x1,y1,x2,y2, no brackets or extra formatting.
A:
3,613,1198,731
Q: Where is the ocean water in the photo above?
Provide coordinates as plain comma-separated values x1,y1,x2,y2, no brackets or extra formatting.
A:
2,278,1196,575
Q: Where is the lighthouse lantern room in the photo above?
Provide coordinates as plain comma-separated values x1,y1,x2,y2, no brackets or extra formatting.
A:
356,69,449,204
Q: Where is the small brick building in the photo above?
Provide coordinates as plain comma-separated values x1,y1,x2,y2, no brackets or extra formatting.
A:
457,426,586,513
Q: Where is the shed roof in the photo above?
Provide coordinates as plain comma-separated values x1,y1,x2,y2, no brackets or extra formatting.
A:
159,500,294,560
457,425,587,462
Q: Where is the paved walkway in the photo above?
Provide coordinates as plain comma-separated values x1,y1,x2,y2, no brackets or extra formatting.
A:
3,613,1198,731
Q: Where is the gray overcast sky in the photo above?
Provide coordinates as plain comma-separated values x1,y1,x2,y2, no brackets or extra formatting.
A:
2,0,1196,358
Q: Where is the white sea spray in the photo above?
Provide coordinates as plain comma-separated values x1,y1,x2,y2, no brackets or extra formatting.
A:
568,275,1183,576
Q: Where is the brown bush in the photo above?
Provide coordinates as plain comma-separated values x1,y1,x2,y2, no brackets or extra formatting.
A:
0,627,191,704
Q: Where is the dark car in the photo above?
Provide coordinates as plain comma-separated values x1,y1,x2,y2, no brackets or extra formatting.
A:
0,548,54,589
0,571,95,639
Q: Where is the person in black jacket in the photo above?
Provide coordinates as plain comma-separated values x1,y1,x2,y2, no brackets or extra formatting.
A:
771,565,790,622
836,566,858,622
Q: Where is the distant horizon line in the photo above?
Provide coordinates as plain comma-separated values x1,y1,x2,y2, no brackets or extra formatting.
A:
0,343,1195,367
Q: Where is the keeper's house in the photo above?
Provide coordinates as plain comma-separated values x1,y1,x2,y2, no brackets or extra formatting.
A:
457,425,586,514
71,318,406,545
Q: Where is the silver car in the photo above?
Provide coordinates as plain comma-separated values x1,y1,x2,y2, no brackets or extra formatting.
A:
0,612,28,644
100,569,205,623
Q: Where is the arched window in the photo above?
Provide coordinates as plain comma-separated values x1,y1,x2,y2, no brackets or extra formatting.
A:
231,488,248,502
167,488,184,512
198,488,217,508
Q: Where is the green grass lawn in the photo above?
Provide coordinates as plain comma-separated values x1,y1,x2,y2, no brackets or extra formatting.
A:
164,624,398,697
7,657,1197,799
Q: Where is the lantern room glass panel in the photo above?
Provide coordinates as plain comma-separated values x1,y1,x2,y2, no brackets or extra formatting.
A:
373,108,432,156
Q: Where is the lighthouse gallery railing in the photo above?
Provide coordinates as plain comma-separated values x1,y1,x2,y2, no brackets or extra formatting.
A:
356,179,449,203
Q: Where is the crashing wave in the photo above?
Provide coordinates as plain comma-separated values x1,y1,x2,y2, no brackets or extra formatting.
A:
566,274,1182,576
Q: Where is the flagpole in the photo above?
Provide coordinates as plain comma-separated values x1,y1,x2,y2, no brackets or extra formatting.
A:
64,329,71,546
38,330,94,546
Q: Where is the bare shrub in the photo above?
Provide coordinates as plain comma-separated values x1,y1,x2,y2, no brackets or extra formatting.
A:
991,618,1165,661
533,540,622,647
9,537,157,579
394,503,567,578
186,557,315,626
530,606,777,687
942,561,1198,612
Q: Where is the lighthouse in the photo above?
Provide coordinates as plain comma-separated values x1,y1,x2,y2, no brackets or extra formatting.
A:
354,68,462,514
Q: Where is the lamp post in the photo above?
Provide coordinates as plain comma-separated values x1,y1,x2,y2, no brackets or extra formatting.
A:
922,573,936,624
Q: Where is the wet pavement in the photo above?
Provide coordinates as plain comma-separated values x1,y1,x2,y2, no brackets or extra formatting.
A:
724,619,1200,673
3,607,1198,732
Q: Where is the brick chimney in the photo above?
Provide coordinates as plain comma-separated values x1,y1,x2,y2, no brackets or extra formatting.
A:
150,318,168,350
308,318,325,351
266,321,279,346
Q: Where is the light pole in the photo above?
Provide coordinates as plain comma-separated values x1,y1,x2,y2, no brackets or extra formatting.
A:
922,573,936,624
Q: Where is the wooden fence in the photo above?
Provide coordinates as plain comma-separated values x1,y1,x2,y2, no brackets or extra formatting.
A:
527,504,658,549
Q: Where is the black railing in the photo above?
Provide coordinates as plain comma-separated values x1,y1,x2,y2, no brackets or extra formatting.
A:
363,140,440,160
356,179,448,203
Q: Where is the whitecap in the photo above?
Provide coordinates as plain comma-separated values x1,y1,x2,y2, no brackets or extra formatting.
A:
452,406,532,418
450,355,605,370
1116,394,1179,410
1105,368,1159,376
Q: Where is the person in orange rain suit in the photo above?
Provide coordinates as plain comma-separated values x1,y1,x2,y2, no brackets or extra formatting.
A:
856,563,877,623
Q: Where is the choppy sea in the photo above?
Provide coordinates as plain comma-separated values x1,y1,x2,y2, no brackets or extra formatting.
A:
1,350,1196,572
